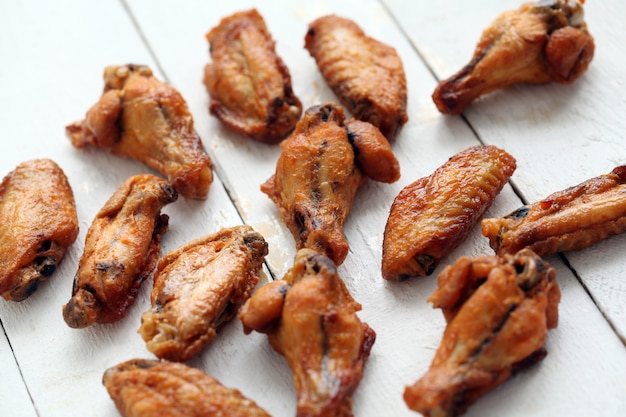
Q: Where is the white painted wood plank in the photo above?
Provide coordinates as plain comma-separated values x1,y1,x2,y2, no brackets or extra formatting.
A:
0,1,245,417
384,0,626,339
0,323,37,417
126,1,626,416
0,1,624,417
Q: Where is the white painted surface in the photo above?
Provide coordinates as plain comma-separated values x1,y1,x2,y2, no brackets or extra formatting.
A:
0,0,624,416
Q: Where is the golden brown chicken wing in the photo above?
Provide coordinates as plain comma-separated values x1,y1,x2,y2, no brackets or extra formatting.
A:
62,174,177,328
66,64,213,199
103,358,270,417
382,145,516,281
261,103,399,265
482,165,626,257
239,249,375,417
305,15,408,140
138,225,268,362
0,159,79,301
432,0,595,115
404,249,560,417
204,9,302,144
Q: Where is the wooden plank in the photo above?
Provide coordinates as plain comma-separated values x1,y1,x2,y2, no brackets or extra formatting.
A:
0,1,244,417
0,323,37,417
383,0,626,339
126,0,626,416
0,0,624,416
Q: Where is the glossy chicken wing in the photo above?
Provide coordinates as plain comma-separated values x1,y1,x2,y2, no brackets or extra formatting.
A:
261,103,399,265
204,9,302,144
66,64,212,199
432,0,594,115
382,145,515,280
103,359,270,417
239,249,376,417
305,15,408,140
482,165,626,257
63,174,177,328
0,159,78,301
139,225,268,362
404,249,560,417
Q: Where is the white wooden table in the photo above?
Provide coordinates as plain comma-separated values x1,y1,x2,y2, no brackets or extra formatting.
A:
1,1,625,416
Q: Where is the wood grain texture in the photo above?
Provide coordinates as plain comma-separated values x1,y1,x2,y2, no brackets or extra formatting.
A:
0,0,625,416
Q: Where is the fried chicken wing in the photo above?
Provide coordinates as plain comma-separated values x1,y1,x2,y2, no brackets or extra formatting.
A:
404,249,560,417
204,9,302,144
432,0,595,115
261,103,399,265
382,145,516,281
66,64,212,199
482,165,626,257
0,159,79,301
103,359,270,417
239,249,375,417
305,15,408,140
62,174,177,328
139,226,268,362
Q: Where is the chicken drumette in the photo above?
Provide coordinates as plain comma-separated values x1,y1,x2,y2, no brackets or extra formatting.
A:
139,226,268,362
261,103,399,265
0,159,79,301
103,359,271,417
305,15,408,140
239,249,376,417
63,174,177,328
66,64,213,199
404,249,560,417
432,0,594,115
204,9,302,144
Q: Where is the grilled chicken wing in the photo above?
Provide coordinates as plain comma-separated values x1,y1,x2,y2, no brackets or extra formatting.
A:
305,15,408,140
482,165,626,257
0,159,79,301
103,359,270,417
239,249,375,417
404,249,560,417
204,9,302,144
432,0,594,115
66,64,212,199
139,226,268,362
63,174,177,328
262,103,399,266
382,145,515,280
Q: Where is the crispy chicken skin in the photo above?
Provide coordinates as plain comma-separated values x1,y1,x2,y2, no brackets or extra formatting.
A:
139,226,268,362
66,64,213,199
261,103,399,265
239,249,376,417
382,145,516,281
63,174,177,328
0,159,79,301
482,165,626,257
404,249,560,417
103,359,271,417
204,9,302,144
432,0,595,115
305,15,408,140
